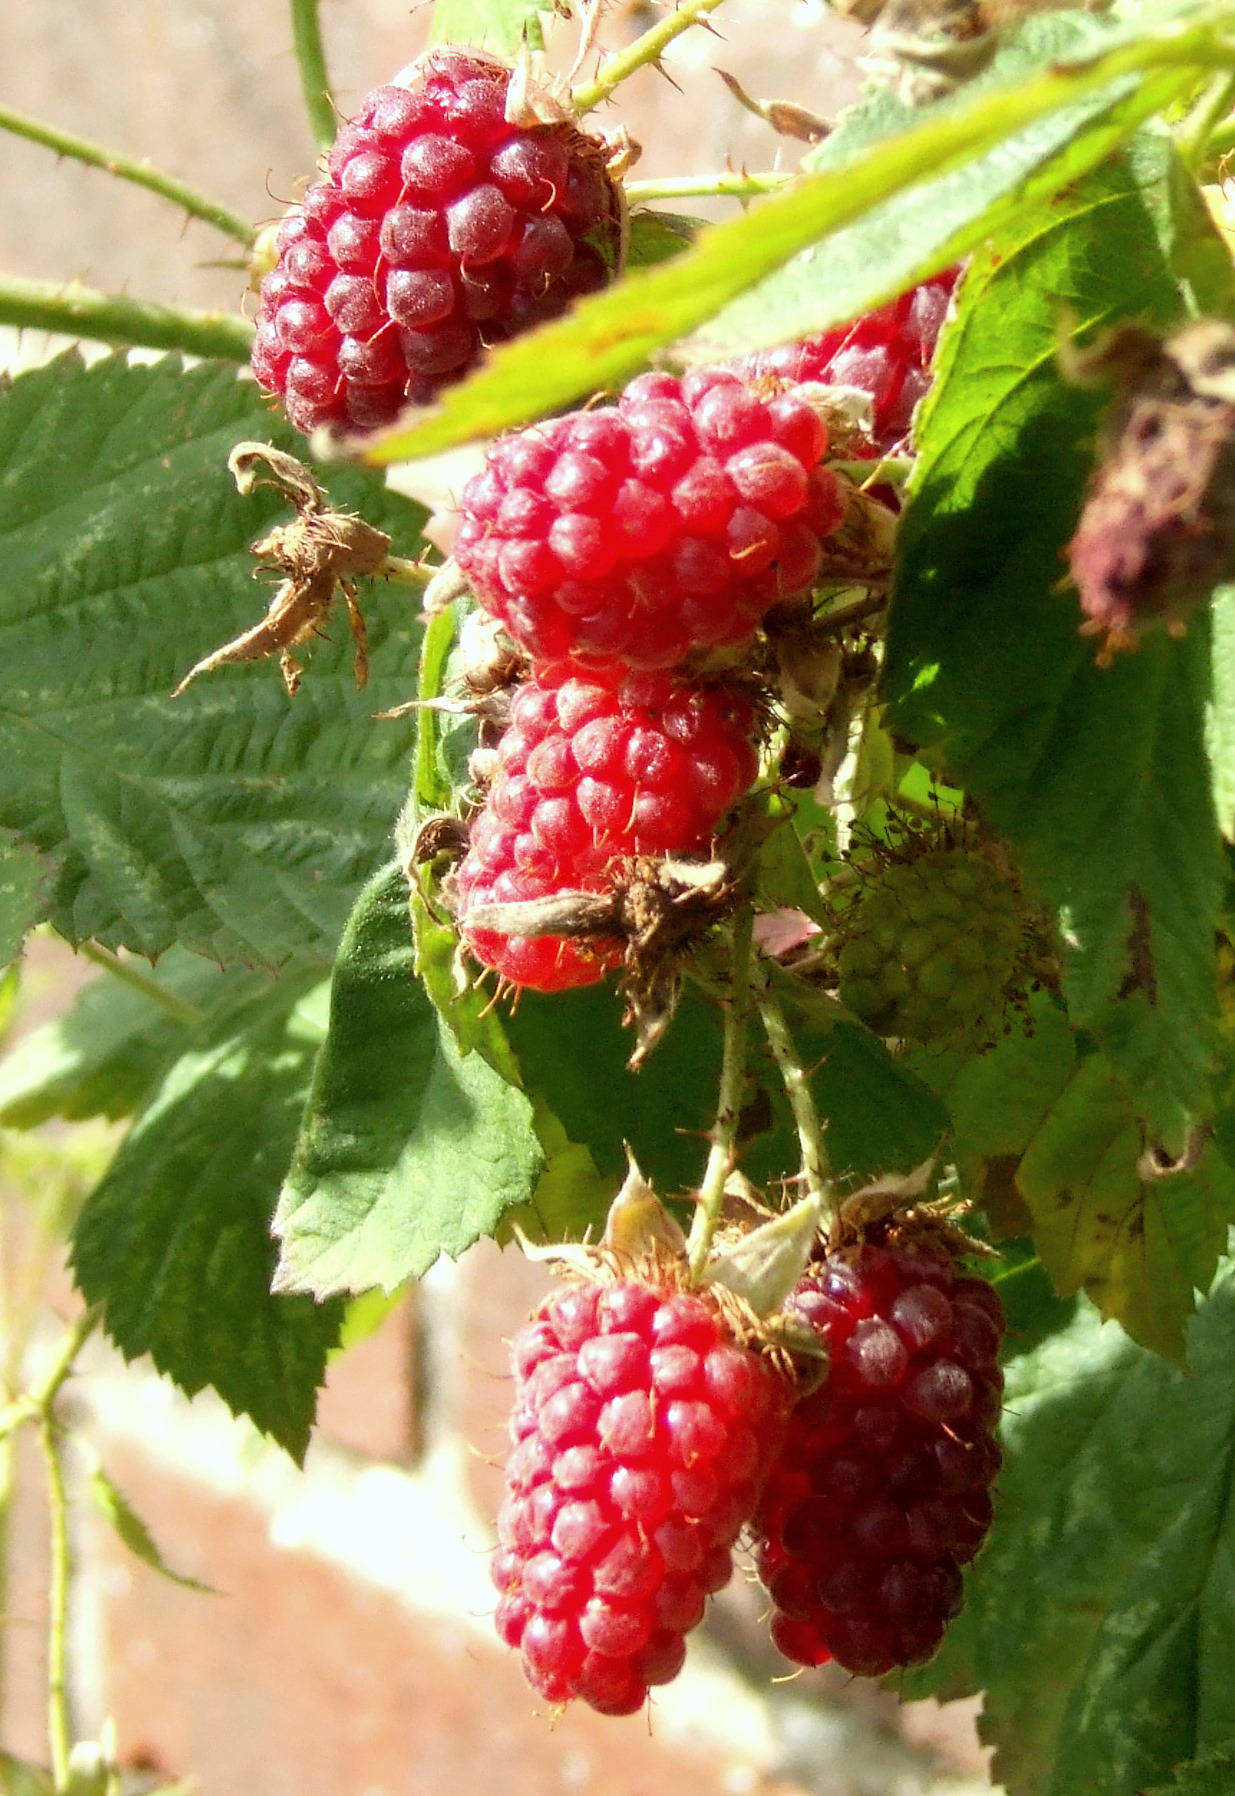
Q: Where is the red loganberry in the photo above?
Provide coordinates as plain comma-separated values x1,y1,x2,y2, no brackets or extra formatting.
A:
732,268,961,458
494,1278,792,1712
456,660,761,991
453,369,846,670
251,48,622,435
754,1243,1004,1679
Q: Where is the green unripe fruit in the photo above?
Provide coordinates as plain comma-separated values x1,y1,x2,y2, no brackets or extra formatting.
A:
836,847,1024,1048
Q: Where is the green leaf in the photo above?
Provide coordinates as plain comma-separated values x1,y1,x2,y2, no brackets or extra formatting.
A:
428,0,544,57
940,997,1235,1358
70,969,343,1461
0,352,425,966
907,1267,1235,1796
0,947,275,1127
625,210,700,269
694,14,1182,358
1208,585,1235,840
87,1461,213,1590
364,10,1211,462
273,864,543,1296
0,1753,54,1795
885,144,1223,1133
0,835,42,964
1145,1745,1235,1795
752,808,830,928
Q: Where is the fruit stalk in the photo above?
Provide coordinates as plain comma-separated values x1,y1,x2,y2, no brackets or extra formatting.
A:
571,0,731,116
687,906,754,1282
756,979,834,1226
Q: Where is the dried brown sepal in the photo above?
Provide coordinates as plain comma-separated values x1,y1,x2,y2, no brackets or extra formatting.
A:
174,443,390,697
1065,319,1235,663
615,856,740,1067
714,68,831,143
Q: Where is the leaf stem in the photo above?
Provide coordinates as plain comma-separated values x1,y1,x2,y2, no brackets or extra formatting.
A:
625,170,793,205
77,943,203,1027
756,979,837,1230
572,0,730,115
687,905,754,1282
0,104,256,248
0,276,254,362
289,0,338,153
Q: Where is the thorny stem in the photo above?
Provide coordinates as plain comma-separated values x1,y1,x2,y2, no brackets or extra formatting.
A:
78,942,204,1028
290,0,339,154
0,276,254,363
0,104,256,248
572,0,731,115
625,170,792,204
756,980,838,1233
687,905,754,1283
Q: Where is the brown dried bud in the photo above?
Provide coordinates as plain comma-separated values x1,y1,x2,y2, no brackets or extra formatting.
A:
1065,319,1235,662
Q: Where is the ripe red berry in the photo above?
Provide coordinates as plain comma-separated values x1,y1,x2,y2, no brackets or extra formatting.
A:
754,1241,1004,1678
456,659,761,990
453,369,846,670
251,48,622,435
732,268,961,456
494,1277,791,1712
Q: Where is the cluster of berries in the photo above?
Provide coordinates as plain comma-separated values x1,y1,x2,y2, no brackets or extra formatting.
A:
495,1235,1003,1713
251,48,621,435
451,366,851,991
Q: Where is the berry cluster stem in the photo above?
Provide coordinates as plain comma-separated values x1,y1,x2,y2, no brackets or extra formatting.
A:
0,276,254,363
289,0,338,153
571,0,731,116
41,1412,72,1792
687,905,755,1283
756,980,837,1230
0,104,256,248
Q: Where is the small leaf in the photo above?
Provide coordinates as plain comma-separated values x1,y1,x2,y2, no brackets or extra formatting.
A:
0,947,274,1128
70,969,343,1461
428,0,544,57
88,1461,213,1591
1208,585,1235,841
273,864,543,1296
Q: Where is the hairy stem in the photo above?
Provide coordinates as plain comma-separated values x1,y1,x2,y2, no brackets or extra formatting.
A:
378,554,436,589
0,104,255,247
41,1415,72,1792
1178,70,1235,170
625,170,793,204
0,276,254,362
290,0,338,153
78,942,203,1028
756,981,837,1230
687,905,754,1282
572,0,731,115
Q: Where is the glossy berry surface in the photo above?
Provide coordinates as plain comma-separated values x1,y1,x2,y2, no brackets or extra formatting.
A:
835,847,1024,1049
456,659,760,990
251,47,621,435
755,1242,1004,1678
453,367,847,670
733,268,961,456
493,1277,791,1712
